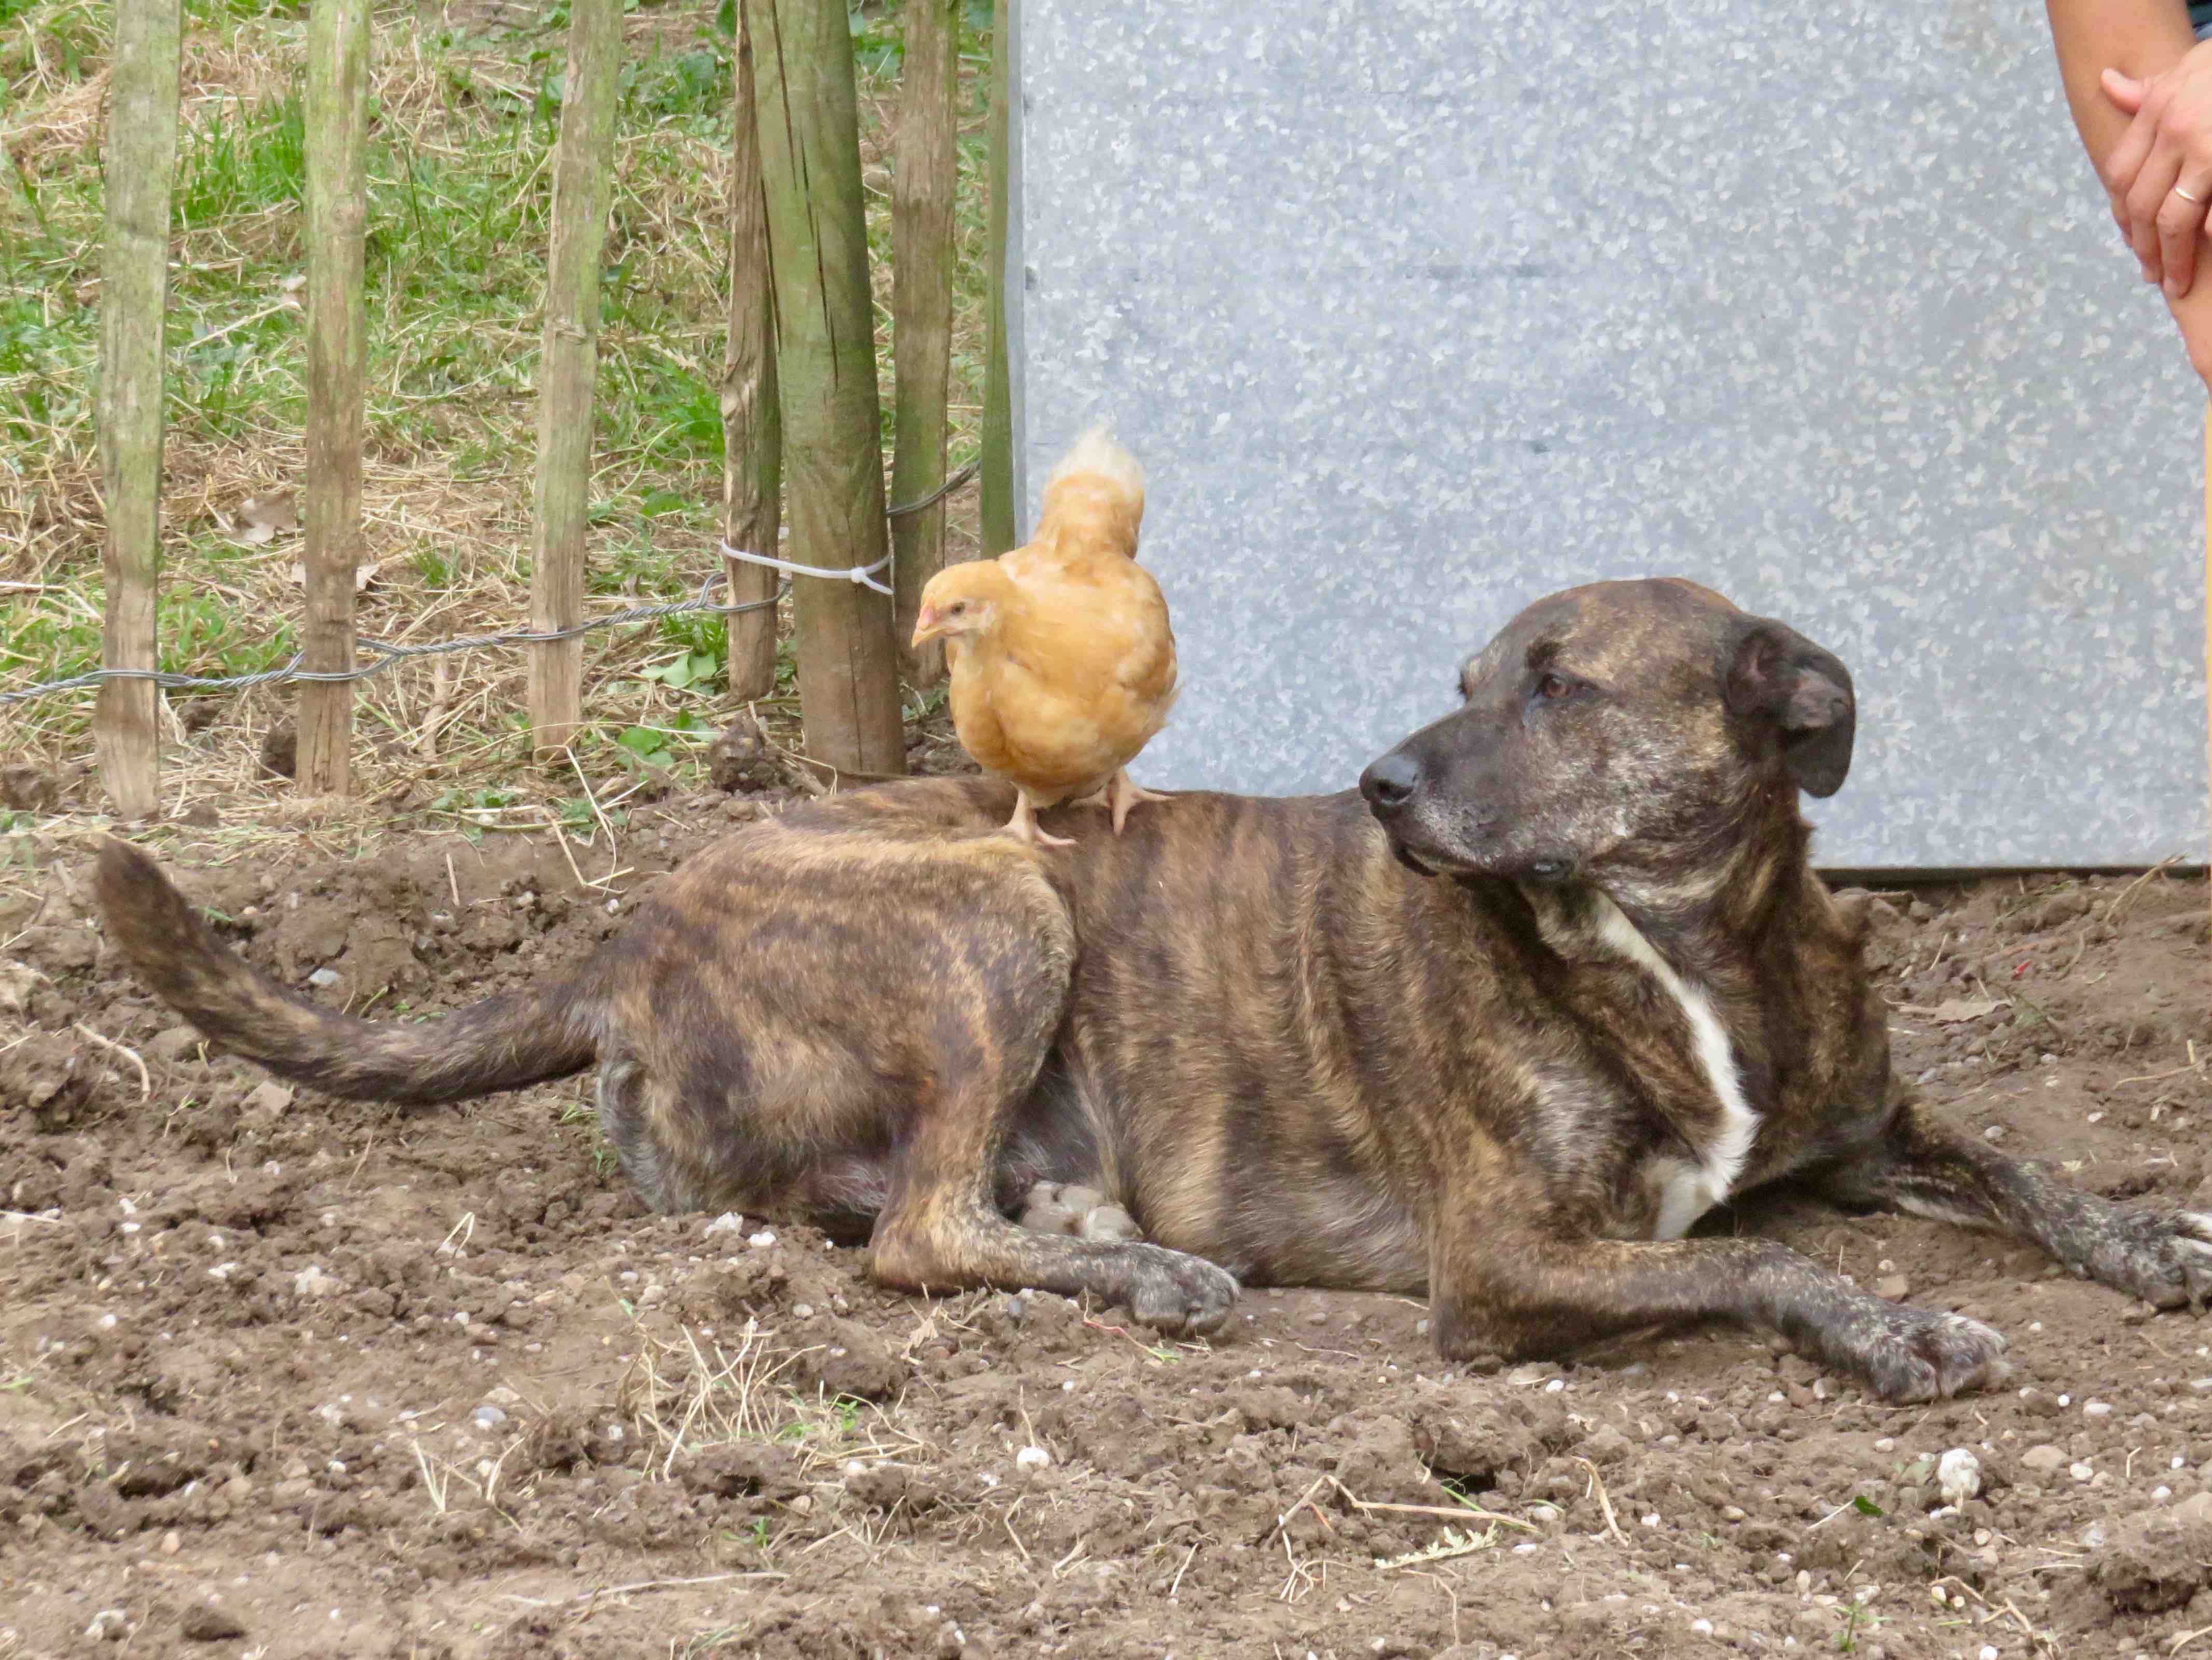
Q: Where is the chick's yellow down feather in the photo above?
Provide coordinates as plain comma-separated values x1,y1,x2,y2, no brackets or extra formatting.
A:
910,429,1176,847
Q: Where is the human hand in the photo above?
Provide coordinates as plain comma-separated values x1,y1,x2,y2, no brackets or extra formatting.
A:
2100,44,2212,298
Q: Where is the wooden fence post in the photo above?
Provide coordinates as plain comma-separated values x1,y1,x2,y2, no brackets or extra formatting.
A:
528,0,622,759
891,0,959,683
299,0,369,797
979,0,1016,557
748,0,906,776
723,6,781,703
94,0,182,820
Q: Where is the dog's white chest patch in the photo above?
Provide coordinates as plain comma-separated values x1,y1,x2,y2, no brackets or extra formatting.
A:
1592,898,1759,1241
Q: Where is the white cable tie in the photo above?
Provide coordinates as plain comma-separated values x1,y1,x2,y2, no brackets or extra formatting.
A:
721,543,894,598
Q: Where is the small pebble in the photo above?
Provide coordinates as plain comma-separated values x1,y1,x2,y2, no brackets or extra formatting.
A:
703,1213,744,1236
471,1405,509,1433
292,1265,341,1299
1937,1448,1983,1507
748,1230,777,1250
1015,1445,1051,1472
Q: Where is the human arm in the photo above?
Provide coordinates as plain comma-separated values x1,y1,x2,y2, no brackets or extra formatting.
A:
2047,0,2212,377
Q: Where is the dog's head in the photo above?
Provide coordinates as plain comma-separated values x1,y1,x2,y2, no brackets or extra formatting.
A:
1359,578,1854,885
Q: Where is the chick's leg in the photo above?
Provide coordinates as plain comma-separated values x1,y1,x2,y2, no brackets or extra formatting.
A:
1003,790,1077,849
1084,768,1172,834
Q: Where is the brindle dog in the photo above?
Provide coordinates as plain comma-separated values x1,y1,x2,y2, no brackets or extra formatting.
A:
95,578,2212,1401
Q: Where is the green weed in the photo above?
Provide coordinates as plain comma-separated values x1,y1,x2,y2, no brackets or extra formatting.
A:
0,0,995,801
174,94,306,228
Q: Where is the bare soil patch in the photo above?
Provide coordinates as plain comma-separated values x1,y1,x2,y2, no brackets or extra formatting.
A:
4,795,2210,1659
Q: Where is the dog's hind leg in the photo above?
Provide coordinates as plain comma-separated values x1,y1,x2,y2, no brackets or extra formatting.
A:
1815,1096,2212,1312
863,962,1238,1336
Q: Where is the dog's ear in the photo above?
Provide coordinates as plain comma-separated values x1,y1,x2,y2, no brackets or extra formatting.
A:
1724,619,1856,798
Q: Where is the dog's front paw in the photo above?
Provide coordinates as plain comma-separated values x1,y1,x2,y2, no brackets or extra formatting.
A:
2070,1208,2212,1311
1119,1244,1239,1337
1828,1304,2009,1404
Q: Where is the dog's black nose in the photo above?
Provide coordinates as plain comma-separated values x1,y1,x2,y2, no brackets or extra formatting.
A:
1360,751,1421,814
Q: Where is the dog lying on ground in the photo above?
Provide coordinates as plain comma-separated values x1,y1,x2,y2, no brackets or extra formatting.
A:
96,577,2212,1401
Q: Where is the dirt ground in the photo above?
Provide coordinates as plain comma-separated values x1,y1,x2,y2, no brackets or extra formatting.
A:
5,775,2212,1660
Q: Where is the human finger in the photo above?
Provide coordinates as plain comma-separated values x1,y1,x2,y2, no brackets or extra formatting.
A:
2126,145,2188,284
2105,95,2173,264
2160,172,2212,296
2103,93,2160,203
2102,66,2149,116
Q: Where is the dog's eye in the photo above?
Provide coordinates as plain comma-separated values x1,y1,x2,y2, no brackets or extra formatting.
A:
1534,673,1574,701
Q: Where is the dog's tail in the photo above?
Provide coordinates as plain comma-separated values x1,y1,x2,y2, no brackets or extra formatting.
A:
94,839,599,1106
1034,426,1145,560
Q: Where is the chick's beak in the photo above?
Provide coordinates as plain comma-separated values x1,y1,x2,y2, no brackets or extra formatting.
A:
909,606,942,648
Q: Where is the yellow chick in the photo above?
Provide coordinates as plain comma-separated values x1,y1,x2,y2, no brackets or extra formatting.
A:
910,429,1178,848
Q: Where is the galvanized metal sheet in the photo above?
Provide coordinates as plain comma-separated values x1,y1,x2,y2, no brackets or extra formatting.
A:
1006,0,2208,870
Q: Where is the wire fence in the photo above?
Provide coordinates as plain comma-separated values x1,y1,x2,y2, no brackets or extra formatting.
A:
0,460,981,710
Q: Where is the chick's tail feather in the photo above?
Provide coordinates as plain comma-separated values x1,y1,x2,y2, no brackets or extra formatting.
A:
1035,426,1145,560
94,840,599,1107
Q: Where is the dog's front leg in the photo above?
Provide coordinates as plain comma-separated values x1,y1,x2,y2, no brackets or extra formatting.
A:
1817,1096,2212,1311
1428,1218,2008,1403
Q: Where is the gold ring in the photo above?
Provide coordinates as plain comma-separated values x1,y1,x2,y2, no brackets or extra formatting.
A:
2178,185,2206,204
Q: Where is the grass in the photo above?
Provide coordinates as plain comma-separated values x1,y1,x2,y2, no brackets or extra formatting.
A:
0,0,992,815
617,1318,928,1481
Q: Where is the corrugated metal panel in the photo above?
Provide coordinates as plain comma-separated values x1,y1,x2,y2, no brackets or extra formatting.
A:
1008,0,2207,869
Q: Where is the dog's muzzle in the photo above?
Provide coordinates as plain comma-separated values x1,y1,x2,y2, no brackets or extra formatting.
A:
1360,750,1442,874
1359,750,1421,817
